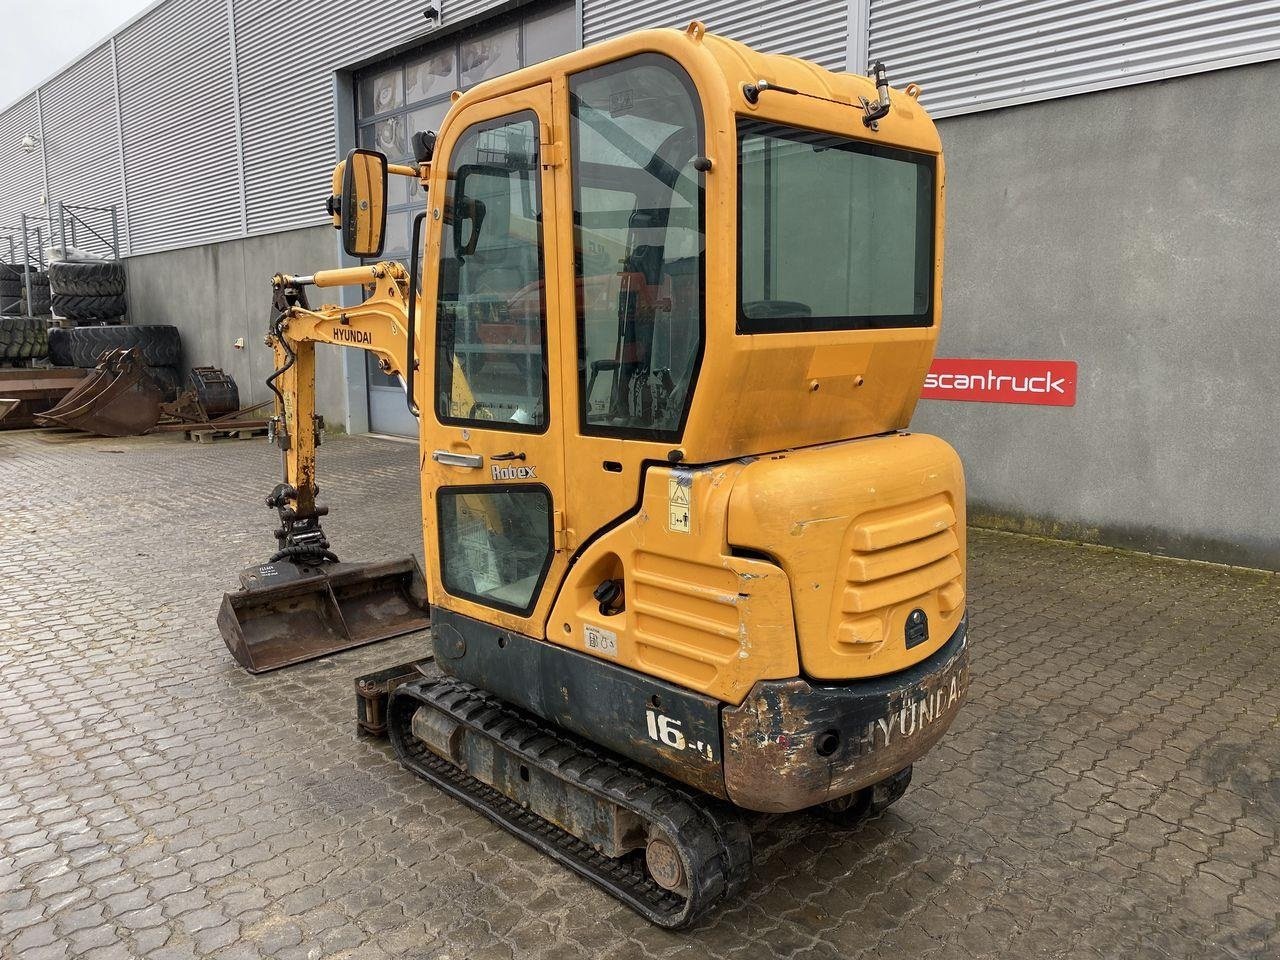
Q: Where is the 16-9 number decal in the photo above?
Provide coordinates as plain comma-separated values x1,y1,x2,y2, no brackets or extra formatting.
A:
645,708,713,762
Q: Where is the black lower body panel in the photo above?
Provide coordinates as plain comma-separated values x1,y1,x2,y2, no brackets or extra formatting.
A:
431,608,726,797
429,607,968,813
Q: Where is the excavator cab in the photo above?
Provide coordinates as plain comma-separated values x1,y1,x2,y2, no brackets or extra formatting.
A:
219,23,967,926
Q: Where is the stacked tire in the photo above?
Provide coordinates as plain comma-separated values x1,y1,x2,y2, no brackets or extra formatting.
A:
0,263,21,312
0,317,50,363
46,326,74,366
0,264,49,317
23,271,51,315
49,259,127,323
45,324,183,400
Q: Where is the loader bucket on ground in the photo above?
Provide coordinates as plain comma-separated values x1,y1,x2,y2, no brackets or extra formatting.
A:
217,556,430,673
35,347,163,437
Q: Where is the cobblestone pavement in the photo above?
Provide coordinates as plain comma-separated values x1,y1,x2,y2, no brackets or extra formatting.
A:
1,430,1277,960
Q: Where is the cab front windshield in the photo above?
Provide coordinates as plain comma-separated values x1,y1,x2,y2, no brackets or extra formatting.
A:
738,120,935,333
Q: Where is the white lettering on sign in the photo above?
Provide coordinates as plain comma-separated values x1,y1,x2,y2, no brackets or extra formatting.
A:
667,472,691,533
923,372,1067,394
920,359,1077,407
583,623,617,657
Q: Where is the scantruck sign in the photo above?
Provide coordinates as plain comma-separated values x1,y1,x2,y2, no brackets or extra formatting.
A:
921,358,1078,406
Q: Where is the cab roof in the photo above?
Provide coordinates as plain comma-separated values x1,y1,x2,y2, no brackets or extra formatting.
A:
450,22,942,156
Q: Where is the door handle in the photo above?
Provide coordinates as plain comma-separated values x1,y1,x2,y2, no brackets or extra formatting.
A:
432,450,483,468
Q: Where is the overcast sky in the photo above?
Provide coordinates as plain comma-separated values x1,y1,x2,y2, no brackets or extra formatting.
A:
0,0,154,110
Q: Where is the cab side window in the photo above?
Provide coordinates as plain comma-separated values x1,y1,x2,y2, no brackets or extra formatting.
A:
568,55,705,441
436,113,548,431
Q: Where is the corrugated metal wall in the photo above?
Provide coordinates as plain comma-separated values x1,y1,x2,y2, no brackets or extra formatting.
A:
40,43,126,255
114,0,244,255
446,0,517,27
0,0,445,258
582,0,850,69
0,95,44,242
233,0,434,237
869,0,1280,117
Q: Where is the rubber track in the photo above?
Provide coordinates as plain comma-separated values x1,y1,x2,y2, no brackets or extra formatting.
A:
388,676,752,928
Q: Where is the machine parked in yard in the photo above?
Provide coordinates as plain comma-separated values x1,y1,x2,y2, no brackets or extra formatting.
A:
219,24,969,927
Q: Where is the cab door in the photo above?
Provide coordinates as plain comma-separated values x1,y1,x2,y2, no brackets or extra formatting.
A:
420,84,568,635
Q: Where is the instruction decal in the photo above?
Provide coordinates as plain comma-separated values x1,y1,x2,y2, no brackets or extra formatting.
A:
583,624,618,657
667,472,691,533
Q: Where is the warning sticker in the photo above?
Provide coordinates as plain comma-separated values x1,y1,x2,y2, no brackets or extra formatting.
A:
668,473,691,534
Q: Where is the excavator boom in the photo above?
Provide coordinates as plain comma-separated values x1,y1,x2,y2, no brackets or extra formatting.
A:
217,262,430,671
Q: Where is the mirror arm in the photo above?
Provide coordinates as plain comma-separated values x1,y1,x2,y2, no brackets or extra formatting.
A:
405,210,427,419
862,61,892,127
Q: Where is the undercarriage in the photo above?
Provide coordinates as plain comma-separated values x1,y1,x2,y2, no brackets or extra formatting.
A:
388,675,752,928
361,611,969,926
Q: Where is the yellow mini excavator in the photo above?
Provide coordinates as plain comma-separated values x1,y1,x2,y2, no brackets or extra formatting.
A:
218,23,969,927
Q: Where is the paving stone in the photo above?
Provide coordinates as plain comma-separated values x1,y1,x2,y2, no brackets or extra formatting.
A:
0,431,1277,960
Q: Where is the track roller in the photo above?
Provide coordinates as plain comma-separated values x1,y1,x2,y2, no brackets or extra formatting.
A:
387,676,752,928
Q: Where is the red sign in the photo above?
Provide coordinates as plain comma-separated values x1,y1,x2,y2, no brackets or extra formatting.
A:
921,358,1078,406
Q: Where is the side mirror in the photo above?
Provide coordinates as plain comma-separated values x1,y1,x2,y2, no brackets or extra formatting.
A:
339,148,388,258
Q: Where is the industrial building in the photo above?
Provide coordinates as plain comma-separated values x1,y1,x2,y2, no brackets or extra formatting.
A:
1,0,1276,569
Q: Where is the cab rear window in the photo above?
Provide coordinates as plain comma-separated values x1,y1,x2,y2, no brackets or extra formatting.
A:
737,119,935,334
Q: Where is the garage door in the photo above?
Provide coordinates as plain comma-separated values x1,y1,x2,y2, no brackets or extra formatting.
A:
355,2,578,436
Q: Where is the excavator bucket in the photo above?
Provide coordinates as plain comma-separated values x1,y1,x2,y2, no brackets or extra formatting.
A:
35,347,163,437
217,556,430,673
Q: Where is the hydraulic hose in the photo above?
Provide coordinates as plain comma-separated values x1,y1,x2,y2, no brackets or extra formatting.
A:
265,311,296,409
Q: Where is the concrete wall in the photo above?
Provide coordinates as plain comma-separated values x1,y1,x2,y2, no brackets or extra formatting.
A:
124,225,353,427
914,59,1280,570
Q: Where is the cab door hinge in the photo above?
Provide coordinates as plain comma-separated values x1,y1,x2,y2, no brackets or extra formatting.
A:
553,509,571,551
539,124,563,168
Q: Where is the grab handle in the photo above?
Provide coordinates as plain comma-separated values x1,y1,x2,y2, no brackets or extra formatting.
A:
432,450,483,469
